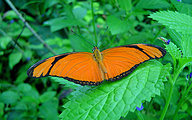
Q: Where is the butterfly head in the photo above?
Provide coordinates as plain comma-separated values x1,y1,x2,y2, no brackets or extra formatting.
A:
92,46,99,52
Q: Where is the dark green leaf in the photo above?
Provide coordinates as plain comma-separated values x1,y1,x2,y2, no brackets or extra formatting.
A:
0,91,20,104
39,91,56,103
39,99,59,120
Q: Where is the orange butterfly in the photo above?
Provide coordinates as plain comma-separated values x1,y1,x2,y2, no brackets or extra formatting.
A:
27,44,166,86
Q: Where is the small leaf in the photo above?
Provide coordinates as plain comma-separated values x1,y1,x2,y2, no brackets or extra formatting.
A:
9,52,22,69
0,91,20,104
117,0,132,12
107,15,133,35
135,0,170,10
73,7,87,19
17,83,32,93
165,42,182,59
60,60,169,120
0,36,11,49
149,11,192,35
44,18,86,32
39,91,56,103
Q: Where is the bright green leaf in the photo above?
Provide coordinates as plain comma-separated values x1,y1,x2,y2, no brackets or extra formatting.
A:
0,102,4,117
149,11,192,35
9,52,22,69
107,15,133,35
165,42,182,59
181,35,192,58
60,60,169,120
117,0,132,12
0,36,12,49
52,77,80,89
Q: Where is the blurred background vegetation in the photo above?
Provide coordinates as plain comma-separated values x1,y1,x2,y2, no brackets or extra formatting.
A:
0,0,192,119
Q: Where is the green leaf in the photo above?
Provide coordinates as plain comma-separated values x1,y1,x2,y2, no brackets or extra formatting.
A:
178,57,192,71
60,60,169,120
149,11,192,35
165,42,182,59
9,52,22,69
17,83,32,93
171,0,192,16
39,98,59,120
39,91,56,103
0,36,11,49
166,28,182,48
0,102,4,117
52,77,80,89
0,91,20,104
73,7,87,19
181,34,192,58
117,0,132,12
135,0,170,10
44,17,86,32
107,15,133,35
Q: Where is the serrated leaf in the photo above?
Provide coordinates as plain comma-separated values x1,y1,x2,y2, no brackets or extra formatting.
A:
9,52,22,69
52,77,80,89
107,15,133,35
165,42,182,59
149,11,192,34
166,28,182,48
60,60,169,120
181,35,192,58
135,0,170,10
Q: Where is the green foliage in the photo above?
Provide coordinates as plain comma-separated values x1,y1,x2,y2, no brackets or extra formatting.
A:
1,0,192,119
60,61,169,120
149,11,192,35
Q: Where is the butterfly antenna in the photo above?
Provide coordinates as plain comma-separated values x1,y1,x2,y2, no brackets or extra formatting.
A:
97,26,108,47
71,30,94,47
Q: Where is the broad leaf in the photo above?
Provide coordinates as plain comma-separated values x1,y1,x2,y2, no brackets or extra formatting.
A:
117,0,132,12
9,52,22,69
135,0,170,10
107,15,133,35
60,60,169,120
149,11,192,35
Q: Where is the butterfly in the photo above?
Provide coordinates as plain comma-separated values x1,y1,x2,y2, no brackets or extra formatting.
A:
27,44,166,86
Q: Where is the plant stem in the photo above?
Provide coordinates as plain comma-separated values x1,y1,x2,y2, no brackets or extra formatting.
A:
160,75,174,120
172,81,192,119
91,0,97,45
5,0,56,55
135,110,144,120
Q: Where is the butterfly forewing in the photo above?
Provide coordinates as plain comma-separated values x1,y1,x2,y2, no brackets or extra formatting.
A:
27,52,104,85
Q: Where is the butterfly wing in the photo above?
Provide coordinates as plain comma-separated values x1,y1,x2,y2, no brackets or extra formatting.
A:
101,44,166,81
27,52,104,85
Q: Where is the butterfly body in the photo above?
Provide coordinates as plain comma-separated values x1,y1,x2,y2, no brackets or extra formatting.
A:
27,44,166,86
